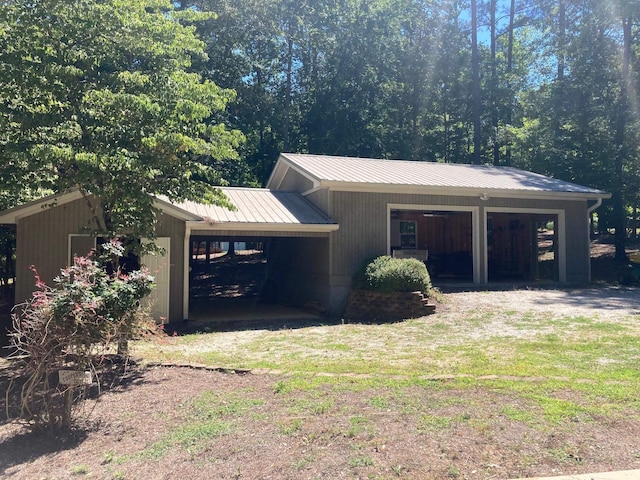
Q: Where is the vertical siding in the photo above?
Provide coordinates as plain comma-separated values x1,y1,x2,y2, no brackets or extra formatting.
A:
155,212,186,322
304,189,330,215
482,197,590,282
329,191,479,279
15,200,188,323
324,191,592,312
16,198,96,303
563,201,590,281
278,168,315,192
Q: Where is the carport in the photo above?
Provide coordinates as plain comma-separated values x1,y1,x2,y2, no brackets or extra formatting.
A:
162,188,339,321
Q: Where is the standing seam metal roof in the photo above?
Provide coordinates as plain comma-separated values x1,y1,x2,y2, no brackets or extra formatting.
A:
278,153,607,195
165,187,337,226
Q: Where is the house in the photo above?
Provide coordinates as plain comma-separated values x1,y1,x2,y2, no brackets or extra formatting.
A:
0,154,610,322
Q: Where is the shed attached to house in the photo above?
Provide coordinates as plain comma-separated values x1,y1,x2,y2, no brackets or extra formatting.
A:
0,153,609,321
0,187,338,323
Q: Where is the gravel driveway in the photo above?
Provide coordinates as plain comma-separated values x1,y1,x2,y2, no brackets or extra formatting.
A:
439,286,640,320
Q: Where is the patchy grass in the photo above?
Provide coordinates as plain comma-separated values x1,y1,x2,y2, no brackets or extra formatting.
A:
138,390,263,460
133,298,640,447
136,309,640,383
5,289,640,479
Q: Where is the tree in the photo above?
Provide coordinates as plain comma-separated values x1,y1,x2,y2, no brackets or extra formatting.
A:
471,0,482,164
0,0,243,240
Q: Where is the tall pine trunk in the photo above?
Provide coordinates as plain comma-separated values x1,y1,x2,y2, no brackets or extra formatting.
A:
505,0,515,166
471,0,482,165
613,16,632,260
490,0,499,166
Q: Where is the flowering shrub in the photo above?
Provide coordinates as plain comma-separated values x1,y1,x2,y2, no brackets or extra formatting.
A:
9,240,156,428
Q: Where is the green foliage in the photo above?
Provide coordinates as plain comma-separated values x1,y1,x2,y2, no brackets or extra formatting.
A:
9,240,157,428
357,255,431,294
0,0,243,239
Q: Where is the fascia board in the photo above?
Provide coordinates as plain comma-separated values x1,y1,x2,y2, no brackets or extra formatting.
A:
185,220,338,233
0,189,85,224
319,181,611,201
265,155,288,189
268,154,322,191
152,197,202,221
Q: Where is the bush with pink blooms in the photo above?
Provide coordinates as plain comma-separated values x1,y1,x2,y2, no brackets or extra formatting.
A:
9,240,156,429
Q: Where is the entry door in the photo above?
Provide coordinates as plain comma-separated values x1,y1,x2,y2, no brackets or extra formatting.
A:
142,237,171,323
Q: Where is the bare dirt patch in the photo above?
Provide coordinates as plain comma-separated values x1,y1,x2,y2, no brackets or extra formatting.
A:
1,363,639,480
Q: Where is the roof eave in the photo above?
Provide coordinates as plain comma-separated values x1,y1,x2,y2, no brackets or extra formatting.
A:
153,197,203,221
317,181,610,201
266,153,322,191
0,189,85,224
186,220,339,233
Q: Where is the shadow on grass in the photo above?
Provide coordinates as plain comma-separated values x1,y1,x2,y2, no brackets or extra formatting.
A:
164,315,344,336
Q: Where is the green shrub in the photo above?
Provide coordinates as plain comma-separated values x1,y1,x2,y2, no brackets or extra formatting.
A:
357,255,431,294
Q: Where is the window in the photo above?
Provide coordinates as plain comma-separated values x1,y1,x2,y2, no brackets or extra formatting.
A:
399,220,417,248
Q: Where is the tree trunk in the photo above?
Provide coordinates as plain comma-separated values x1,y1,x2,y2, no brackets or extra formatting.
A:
505,0,515,166
283,23,294,152
552,0,566,141
471,0,482,165
613,16,632,260
490,0,499,166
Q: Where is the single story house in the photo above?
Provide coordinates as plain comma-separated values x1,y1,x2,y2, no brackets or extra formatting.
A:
0,153,610,322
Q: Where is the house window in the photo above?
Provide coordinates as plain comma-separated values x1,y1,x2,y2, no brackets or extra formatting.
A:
399,220,417,248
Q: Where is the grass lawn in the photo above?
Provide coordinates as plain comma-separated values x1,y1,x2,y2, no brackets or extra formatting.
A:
135,301,640,385
131,292,640,447
3,289,640,479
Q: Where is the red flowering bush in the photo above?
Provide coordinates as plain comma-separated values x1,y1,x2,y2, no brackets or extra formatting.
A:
9,240,156,429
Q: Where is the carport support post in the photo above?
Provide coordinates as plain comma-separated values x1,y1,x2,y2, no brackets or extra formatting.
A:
183,224,192,320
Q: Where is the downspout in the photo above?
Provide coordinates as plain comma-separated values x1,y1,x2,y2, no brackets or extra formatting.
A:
587,197,603,214
183,222,192,320
586,197,603,283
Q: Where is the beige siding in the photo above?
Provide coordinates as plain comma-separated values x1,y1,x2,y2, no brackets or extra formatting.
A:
328,192,480,278
278,168,315,192
267,237,331,308
155,212,186,321
482,197,590,282
304,189,330,214
15,201,188,323
16,198,96,303
563,201,591,282
323,191,591,312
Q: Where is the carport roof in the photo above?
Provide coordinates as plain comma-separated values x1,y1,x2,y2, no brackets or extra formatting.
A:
0,187,338,233
269,153,610,199
159,187,338,232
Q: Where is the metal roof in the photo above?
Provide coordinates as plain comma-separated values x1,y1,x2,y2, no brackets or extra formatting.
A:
162,187,337,230
0,188,338,233
276,153,608,197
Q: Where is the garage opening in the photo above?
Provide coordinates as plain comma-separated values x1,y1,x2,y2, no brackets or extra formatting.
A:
189,236,269,307
187,234,330,324
487,213,559,282
390,209,474,283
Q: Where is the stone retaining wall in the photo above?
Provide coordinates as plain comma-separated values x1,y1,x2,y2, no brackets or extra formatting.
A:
343,289,435,322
